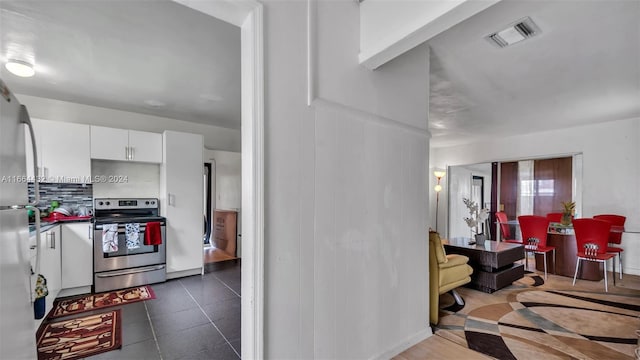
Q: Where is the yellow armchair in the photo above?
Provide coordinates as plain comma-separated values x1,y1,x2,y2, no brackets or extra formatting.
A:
429,231,473,325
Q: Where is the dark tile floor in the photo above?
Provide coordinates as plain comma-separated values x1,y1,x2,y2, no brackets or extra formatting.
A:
92,259,241,359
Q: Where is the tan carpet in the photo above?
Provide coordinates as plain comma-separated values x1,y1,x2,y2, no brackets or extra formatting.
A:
436,271,640,360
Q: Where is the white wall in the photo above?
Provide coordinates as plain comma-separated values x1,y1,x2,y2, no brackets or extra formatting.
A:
16,94,240,152
263,1,430,358
91,160,160,199
361,1,464,51
446,163,492,239
205,150,241,211
447,166,471,239
432,117,640,275
359,0,499,69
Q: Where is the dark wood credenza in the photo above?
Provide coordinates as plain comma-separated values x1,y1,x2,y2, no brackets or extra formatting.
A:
443,238,525,293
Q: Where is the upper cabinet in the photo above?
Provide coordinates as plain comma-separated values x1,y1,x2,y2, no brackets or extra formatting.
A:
128,130,163,163
90,126,162,163
89,126,128,161
25,119,91,183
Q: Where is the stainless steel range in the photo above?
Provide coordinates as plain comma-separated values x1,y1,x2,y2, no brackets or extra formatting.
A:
93,198,166,292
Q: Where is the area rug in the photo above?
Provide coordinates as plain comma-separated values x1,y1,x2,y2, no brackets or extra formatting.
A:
51,285,155,318
436,272,640,359
36,310,122,360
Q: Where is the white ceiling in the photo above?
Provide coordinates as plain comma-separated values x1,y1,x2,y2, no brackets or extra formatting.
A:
0,0,241,129
428,0,640,147
2,1,638,142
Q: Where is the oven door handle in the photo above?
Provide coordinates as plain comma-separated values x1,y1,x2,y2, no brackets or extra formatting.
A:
95,264,166,278
94,223,165,231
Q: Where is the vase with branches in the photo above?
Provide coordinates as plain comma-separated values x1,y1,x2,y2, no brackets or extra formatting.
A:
463,197,489,245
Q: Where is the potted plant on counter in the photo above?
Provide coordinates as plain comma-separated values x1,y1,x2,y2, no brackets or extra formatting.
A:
463,197,490,245
561,201,575,226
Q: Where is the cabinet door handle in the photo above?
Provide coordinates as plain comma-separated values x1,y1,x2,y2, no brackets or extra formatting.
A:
125,146,129,160
131,147,135,160
168,193,175,206
51,232,56,249
88,225,91,239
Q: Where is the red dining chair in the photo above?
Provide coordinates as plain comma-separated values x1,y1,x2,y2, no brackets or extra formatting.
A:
518,215,555,279
593,214,626,280
546,213,563,223
572,218,616,292
496,211,518,243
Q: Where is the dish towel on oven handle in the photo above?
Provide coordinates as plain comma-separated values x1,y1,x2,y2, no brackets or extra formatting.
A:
102,224,118,253
144,221,162,245
126,223,140,249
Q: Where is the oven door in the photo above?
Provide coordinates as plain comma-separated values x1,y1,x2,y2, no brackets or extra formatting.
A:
94,221,166,272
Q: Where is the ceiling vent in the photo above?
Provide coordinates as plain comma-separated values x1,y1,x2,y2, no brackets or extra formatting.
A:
485,17,541,48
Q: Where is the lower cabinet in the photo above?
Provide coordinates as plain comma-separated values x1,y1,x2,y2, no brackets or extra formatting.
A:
31,225,61,327
31,222,93,328
61,223,93,289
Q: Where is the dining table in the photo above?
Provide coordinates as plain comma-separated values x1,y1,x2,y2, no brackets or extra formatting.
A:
536,223,640,280
497,219,638,280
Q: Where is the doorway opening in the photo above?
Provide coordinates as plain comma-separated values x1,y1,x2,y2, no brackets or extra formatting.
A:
203,159,240,264
204,162,213,246
175,1,264,356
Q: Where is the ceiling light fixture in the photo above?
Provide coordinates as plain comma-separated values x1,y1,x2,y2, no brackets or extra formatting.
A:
5,59,35,77
144,99,166,108
485,16,541,48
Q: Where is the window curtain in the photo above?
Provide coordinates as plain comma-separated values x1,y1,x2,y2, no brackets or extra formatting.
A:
515,160,534,241
517,160,534,217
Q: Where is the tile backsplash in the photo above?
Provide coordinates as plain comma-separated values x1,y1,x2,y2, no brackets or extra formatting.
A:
28,183,93,212
25,161,160,213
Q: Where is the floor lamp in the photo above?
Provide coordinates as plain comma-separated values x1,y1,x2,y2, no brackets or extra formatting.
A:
434,170,446,232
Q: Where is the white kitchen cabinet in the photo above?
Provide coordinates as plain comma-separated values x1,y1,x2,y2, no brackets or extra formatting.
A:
90,125,162,163
61,223,93,289
161,131,203,276
25,119,91,182
89,126,129,162
128,130,163,163
30,225,61,327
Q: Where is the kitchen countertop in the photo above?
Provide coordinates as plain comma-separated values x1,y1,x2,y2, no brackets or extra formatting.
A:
29,217,93,236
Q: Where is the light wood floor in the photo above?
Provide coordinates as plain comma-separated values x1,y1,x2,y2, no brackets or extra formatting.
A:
203,245,237,264
394,335,494,360
395,255,640,359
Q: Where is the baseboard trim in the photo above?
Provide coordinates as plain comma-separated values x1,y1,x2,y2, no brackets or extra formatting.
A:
370,327,434,360
167,268,203,280
58,286,92,298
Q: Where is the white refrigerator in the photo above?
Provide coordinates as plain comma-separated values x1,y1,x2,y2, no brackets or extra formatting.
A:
0,78,39,358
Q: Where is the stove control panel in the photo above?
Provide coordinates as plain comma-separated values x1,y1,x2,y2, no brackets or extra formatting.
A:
94,198,159,210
